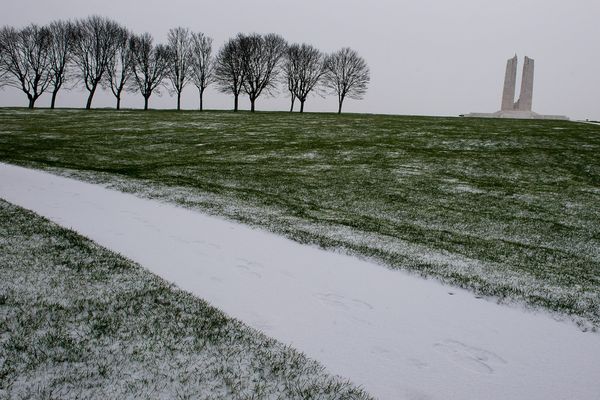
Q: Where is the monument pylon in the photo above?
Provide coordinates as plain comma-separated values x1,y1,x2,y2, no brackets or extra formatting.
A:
501,55,518,111
515,56,534,111
464,55,567,120
502,55,534,112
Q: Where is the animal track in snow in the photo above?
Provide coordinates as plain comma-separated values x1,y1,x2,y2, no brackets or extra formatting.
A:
434,339,506,374
234,258,263,278
315,293,374,311
407,357,429,370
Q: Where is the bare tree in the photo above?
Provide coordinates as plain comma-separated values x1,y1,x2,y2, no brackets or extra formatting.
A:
189,32,213,111
130,33,170,110
285,43,324,113
104,26,133,110
166,27,192,111
71,16,122,109
322,47,370,114
47,20,75,109
214,34,246,112
0,24,52,108
241,33,287,112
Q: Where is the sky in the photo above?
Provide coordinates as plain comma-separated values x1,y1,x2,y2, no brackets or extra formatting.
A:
1,0,599,120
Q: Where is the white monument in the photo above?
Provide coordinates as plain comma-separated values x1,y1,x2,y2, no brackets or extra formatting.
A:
465,55,568,120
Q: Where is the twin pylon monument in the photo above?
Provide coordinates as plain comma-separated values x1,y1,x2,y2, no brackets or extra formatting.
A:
501,54,534,114
465,55,567,120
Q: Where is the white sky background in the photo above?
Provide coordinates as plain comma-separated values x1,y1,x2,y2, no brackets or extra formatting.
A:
1,0,598,120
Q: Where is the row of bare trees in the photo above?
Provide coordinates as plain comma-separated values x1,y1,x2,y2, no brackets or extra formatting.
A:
0,16,370,113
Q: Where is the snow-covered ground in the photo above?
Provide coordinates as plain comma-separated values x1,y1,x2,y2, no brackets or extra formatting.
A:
1,162,599,400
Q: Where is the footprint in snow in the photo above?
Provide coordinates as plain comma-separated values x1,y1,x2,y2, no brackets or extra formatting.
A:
433,339,506,374
234,258,263,278
236,257,264,269
119,209,136,216
203,241,221,250
407,357,429,369
316,293,374,311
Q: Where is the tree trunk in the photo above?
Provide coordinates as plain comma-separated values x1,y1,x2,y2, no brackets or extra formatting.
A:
300,100,305,113
338,96,344,114
50,90,59,109
250,97,255,112
199,88,204,111
144,96,149,110
289,96,295,112
86,85,97,110
177,92,181,111
233,94,238,112
116,96,121,110
28,97,35,109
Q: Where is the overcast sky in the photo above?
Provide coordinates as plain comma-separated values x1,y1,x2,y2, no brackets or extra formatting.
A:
1,0,598,120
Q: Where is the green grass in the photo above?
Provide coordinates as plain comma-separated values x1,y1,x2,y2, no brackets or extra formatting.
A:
0,199,372,399
1,108,599,328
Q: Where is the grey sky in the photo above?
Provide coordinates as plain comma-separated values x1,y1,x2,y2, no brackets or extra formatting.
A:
1,0,598,120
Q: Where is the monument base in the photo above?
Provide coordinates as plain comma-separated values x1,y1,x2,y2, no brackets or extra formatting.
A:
463,110,569,120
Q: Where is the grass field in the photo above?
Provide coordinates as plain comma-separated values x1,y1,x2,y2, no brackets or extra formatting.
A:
0,199,371,399
0,108,599,328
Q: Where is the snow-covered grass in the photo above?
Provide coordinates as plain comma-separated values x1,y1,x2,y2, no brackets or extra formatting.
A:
0,108,599,327
3,164,600,400
0,199,371,399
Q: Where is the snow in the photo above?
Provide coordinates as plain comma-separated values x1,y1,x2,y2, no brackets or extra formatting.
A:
1,162,599,400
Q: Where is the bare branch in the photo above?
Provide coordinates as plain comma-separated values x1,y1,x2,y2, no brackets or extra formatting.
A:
130,32,170,110
322,47,370,114
166,27,192,110
189,32,214,111
214,34,246,112
284,43,324,113
241,33,287,112
0,24,52,108
47,19,76,109
103,27,133,110
0,46,6,87
71,16,123,109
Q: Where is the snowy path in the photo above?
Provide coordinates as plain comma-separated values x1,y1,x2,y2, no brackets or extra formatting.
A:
1,162,599,400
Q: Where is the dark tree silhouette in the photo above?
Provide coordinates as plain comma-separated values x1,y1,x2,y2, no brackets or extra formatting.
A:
241,33,287,112
189,32,213,111
0,24,52,108
284,46,300,112
0,47,6,86
286,74,297,112
284,43,324,113
166,27,192,111
1,18,372,113
48,20,75,109
103,26,133,110
130,33,170,111
323,47,370,114
214,34,246,112
72,16,122,109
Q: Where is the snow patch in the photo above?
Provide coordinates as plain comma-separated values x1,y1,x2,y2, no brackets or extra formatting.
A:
1,163,599,400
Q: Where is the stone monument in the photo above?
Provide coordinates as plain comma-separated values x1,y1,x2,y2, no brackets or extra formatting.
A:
464,55,568,120
501,54,519,112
